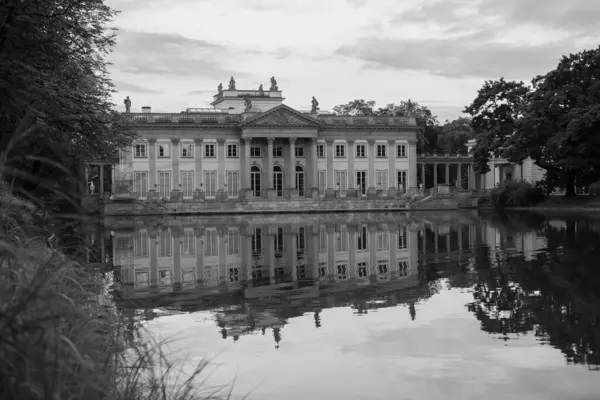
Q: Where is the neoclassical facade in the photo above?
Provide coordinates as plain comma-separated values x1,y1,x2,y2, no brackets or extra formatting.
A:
115,81,420,202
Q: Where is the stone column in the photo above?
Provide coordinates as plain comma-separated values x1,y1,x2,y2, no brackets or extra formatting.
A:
348,224,357,277
99,165,105,194
243,138,252,194
368,224,377,275
326,139,334,192
445,163,450,185
172,228,181,290
434,227,439,254
311,226,320,279
388,140,396,193
217,139,226,199
218,226,227,281
194,227,204,284
457,164,462,189
389,225,398,277
148,139,157,198
288,137,296,196
433,163,438,189
347,140,355,191
194,139,203,199
149,230,158,287
326,223,335,277
267,138,274,190
458,226,464,254
171,138,181,200
421,163,426,189
310,139,318,195
408,140,417,191
367,140,375,189
468,164,474,190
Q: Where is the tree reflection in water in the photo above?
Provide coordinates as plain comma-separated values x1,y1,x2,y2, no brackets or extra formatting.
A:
453,213,600,370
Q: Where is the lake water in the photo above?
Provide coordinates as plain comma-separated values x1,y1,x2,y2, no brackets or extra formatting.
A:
102,210,600,400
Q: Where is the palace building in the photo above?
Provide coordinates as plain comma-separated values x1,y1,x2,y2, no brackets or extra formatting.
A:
114,77,420,203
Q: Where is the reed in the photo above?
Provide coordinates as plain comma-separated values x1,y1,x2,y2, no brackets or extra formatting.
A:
0,184,234,400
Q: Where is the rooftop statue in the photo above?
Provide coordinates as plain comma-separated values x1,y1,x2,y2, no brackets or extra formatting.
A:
244,97,252,112
124,96,131,113
258,84,264,94
228,76,236,90
311,96,319,113
217,83,223,94
270,76,278,91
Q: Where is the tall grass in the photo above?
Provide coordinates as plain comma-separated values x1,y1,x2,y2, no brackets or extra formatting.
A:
0,183,235,399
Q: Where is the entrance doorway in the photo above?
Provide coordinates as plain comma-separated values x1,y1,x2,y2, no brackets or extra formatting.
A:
356,170,367,196
273,165,283,197
295,166,305,197
250,166,261,197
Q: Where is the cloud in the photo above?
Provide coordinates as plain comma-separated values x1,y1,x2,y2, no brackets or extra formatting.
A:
345,0,367,6
113,80,163,93
336,0,600,80
110,30,246,79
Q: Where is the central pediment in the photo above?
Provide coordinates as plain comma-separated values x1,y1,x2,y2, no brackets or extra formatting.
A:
239,104,321,128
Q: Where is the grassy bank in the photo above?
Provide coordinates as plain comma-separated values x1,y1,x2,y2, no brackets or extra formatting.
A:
0,187,233,400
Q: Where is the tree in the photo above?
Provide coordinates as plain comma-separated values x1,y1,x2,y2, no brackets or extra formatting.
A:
508,47,600,196
463,78,530,174
331,98,441,152
0,0,135,205
437,117,474,153
331,99,376,116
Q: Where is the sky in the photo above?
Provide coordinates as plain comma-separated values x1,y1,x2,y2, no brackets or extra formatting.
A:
106,0,600,122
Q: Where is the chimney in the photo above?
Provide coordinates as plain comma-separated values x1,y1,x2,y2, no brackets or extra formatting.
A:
141,106,151,113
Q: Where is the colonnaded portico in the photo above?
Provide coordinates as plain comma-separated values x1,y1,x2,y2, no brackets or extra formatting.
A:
417,153,476,191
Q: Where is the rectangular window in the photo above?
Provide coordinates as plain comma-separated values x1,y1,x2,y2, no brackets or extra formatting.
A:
335,144,346,158
158,171,171,198
181,143,193,158
204,143,215,158
204,230,217,256
318,170,326,194
377,232,390,251
335,226,348,253
398,261,409,277
252,228,262,255
133,231,149,258
204,170,217,197
159,270,172,285
227,228,240,255
357,226,368,251
319,226,327,253
134,144,147,158
317,144,325,158
158,143,170,158
181,171,194,197
397,170,408,192
250,146,261,157
226,170,239,197
228,267,240,282
355,144,366,158
275,227,284,253
398,226,408,250
182,231,195,256
375,170,388,189
297,227,306,253
227,143,238,158
295,146,304,157
336,263,348,280
134,171,148,197
376,144,387,158
397,144,407,158
335,170,347,195
273,146,283,157
159,230,172,258
377,260,390,279
357,261,369,278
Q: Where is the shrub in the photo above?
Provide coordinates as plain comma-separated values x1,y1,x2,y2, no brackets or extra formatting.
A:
590,181,600,196
488,180,545,207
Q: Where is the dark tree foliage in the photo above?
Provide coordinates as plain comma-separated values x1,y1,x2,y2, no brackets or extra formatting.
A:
0,0,135,206
331,98,440,152
437,116,474,153
463,78,530,174
509,47,600,196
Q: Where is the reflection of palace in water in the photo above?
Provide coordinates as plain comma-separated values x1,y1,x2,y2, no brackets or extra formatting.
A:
106,212,549,345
